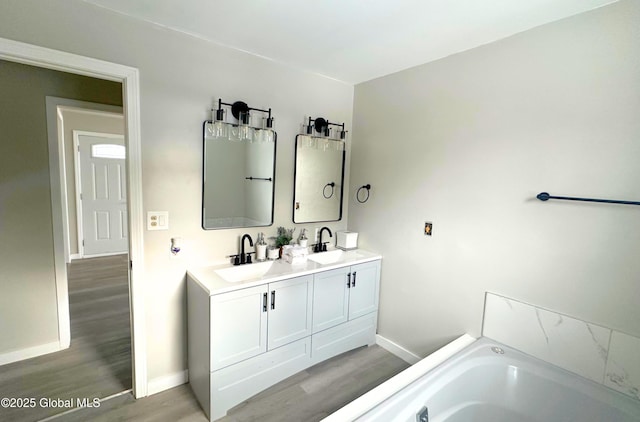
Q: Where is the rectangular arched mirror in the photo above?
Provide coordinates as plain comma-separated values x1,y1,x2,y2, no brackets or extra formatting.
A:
202,122,276,229
293,134,345,223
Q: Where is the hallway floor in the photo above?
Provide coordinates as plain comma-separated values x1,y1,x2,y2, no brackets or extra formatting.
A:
0,254,131,422
54,343,409,422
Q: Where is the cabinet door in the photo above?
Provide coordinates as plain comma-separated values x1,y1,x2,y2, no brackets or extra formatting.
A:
348,261,380,320
267,275,313,350
312,267,349,333
211,285,268,371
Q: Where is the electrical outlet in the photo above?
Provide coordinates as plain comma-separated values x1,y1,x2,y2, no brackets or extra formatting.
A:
148,211,169,230
314,228,320,243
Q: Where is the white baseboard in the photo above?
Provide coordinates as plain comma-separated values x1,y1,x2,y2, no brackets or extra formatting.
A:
0,341,62,366
69,253,81,261
376,334,421,365
147,370,189,396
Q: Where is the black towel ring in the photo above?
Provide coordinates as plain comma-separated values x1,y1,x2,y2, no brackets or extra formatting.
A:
357,184,371,203
323,182,335,199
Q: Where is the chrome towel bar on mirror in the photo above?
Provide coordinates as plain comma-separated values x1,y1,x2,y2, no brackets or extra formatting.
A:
536,192,640,206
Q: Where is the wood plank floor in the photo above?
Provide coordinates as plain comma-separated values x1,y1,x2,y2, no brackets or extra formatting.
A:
0,254,131,422
53,344,409,422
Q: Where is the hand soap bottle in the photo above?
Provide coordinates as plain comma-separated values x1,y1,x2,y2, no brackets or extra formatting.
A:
255,232,267,261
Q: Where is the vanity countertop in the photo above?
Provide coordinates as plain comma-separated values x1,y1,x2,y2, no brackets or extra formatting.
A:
187,249,381,296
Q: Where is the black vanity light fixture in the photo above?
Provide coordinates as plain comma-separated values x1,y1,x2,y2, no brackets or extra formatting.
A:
304,116,348,140
213,98,274,128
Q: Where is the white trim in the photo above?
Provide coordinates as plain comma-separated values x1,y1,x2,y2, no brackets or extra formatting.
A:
324,334,477,422
375,334,421,365
45,97,123,264
82,251,129,259
0,341,63,366
147,370,189,396
0,36,148,398
44,102,71,349
69,253,82,261
73,130,126,259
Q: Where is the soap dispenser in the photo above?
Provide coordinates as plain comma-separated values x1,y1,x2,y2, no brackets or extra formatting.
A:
255,233,267,261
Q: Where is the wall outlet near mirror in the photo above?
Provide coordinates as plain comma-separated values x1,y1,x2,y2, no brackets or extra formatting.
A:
148,211,169,230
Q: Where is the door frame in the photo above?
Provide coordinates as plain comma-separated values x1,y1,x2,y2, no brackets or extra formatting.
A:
0,37,148,397
73,130,127,258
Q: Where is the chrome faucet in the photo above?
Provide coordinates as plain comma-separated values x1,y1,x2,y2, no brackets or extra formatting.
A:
314,227,332,253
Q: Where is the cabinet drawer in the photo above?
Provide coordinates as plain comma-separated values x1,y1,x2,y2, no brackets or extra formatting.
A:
210,337,312,421
311,313,377,365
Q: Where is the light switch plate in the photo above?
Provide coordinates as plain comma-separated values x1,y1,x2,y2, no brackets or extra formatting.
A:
148,211,169,230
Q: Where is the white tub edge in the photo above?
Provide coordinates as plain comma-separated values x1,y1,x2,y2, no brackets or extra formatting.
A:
376,334,421,365
321,333,477,422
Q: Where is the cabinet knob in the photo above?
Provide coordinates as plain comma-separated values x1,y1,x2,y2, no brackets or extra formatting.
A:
263,292,267,312
271,290,276,310
347,272,351,288
352,271,357,287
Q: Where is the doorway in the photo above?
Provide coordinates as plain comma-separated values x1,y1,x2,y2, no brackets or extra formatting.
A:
0,36,147,406
0,60,134,421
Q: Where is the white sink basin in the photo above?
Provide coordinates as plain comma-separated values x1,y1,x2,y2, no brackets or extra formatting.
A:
308,250,345,265
215,261,274,283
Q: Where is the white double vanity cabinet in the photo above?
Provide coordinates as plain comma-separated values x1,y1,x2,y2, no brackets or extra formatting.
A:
187,249,381,421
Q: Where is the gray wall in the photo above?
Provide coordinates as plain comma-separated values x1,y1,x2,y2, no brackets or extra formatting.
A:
0,60,122,354
349,0,640,355
0,0,353,381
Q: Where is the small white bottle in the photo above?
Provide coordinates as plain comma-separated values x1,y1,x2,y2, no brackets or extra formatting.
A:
298,229,308,248
255,233,267,262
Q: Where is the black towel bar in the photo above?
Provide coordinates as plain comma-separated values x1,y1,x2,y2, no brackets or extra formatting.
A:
245,177,272,182
536,192,640,206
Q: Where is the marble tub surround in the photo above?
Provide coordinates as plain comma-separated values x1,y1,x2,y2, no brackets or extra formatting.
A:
483,292,640,402
187,248,381,295
605,332,640,400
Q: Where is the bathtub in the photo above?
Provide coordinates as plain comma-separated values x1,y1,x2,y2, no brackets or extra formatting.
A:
324,336,640,422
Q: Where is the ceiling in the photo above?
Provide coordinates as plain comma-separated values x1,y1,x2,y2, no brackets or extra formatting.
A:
81,0,617,84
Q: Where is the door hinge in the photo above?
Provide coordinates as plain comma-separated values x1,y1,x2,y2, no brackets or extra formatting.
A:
80,193,83,200
82,239,85,246
129,260,133,270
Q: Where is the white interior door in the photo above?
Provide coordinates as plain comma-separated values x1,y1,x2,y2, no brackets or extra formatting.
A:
75,131,127,257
